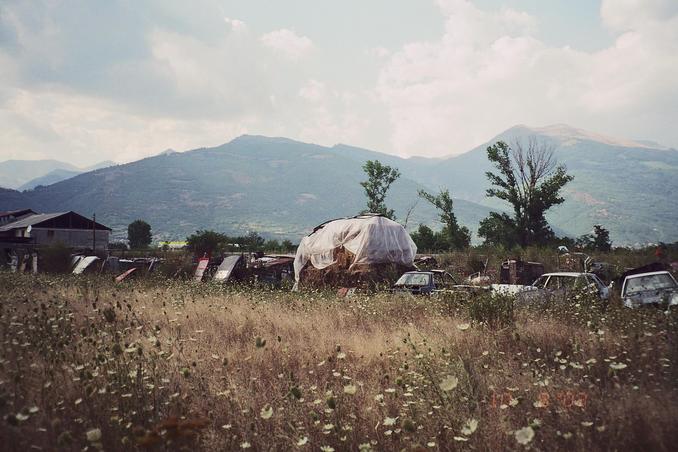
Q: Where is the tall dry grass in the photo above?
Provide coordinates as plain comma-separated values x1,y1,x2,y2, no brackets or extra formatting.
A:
1,272,677,451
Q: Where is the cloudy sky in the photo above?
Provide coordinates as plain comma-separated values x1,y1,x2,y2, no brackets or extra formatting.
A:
1,0,677,165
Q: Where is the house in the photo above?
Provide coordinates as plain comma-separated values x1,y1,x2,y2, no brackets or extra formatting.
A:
0,210,111,251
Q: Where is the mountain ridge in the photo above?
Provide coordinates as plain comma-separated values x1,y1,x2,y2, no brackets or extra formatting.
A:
0,125,675,245
0,159,117,190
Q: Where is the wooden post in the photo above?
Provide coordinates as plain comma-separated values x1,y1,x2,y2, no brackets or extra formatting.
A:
92,213,96,253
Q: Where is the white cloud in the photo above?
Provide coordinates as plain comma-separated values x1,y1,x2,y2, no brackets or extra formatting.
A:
366,47,391,59
0,3,322,164
600,0,678,31
260,29,314,60
224,17,246,33
377,0,678,156
1,0,677,166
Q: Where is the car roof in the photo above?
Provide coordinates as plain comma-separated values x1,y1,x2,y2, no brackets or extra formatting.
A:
624,271,673,279
541,272,591,277
405,270,449,274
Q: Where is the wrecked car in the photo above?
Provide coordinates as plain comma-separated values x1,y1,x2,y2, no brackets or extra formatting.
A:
622,271,678,309
522,272,611,302
392,270,486,296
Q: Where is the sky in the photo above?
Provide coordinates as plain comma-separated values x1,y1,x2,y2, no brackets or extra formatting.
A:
0,0,677,165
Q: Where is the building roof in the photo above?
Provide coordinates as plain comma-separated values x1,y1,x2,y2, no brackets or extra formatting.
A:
0,211,112,232
0,212,66,232
0,208,36,218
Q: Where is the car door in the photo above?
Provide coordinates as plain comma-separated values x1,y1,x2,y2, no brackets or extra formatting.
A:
585,274,608,299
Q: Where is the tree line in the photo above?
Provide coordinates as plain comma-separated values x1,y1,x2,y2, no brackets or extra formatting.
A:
124,221,295,256
360,137,612,252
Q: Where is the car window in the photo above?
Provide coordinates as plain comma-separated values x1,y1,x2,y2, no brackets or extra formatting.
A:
396,273,430,286
624,274,677,295
588,274,604,289
560,276,576,289
533,275,548,289
545,276,563,289
574,276,588,289
545,275,575,289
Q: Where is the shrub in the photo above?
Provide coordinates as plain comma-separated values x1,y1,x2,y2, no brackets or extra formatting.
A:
39,242,72,273
468,293,514,329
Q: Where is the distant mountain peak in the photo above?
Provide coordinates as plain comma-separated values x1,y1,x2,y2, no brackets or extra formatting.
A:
502,123,668,150
229,134,304,146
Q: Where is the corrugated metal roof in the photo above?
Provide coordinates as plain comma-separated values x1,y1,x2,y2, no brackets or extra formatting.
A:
0,212,69,232
0,208,35,218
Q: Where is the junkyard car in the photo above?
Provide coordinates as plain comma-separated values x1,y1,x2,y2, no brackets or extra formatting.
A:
527,272,611,301
392,270,485,296
621,271,678,309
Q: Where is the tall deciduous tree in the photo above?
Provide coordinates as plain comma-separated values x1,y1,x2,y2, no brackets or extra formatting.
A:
418,188,470,249
479,138,573,247
127,219,152,249
360,160,400,219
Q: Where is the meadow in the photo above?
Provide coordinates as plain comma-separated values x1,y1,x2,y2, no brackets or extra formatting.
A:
1,272,677,451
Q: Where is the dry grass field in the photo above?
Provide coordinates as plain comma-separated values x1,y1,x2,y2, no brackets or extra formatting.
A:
1,272,677,451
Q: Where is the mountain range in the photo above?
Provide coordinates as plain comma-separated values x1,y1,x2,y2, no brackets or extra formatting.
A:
0,124,676,246
0,160,116,190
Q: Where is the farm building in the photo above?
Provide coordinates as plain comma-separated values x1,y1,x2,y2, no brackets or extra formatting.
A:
0,210,111,251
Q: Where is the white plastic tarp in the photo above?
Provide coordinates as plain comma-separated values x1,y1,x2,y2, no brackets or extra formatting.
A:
293,215,417,282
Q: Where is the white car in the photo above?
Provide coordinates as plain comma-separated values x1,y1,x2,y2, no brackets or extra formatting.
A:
621,271,678,309
529,272,611,300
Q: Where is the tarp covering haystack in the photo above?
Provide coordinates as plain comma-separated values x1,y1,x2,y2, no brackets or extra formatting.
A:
294,214,417,288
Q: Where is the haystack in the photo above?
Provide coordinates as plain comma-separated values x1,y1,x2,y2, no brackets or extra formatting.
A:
294,214,417,289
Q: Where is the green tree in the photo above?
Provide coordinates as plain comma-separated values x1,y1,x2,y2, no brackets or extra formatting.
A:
108,241,128,250
410,224,438,252
264,239,281,252
592,225,612,252
186,230,228,256
477,212,518,248
418,188,470,250
360,160,401,219
480,139,573,247
281,239,296,253
242,231,266,251
127,219,152,249
576,224,612,252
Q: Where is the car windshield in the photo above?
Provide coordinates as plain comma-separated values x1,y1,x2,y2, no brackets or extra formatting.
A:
624,274,677,295
395,273,430,286
532,275,548,288
545,275,576,289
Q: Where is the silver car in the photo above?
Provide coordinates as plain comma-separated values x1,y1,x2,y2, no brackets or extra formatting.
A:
529,272,611,300
622,271,678,308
